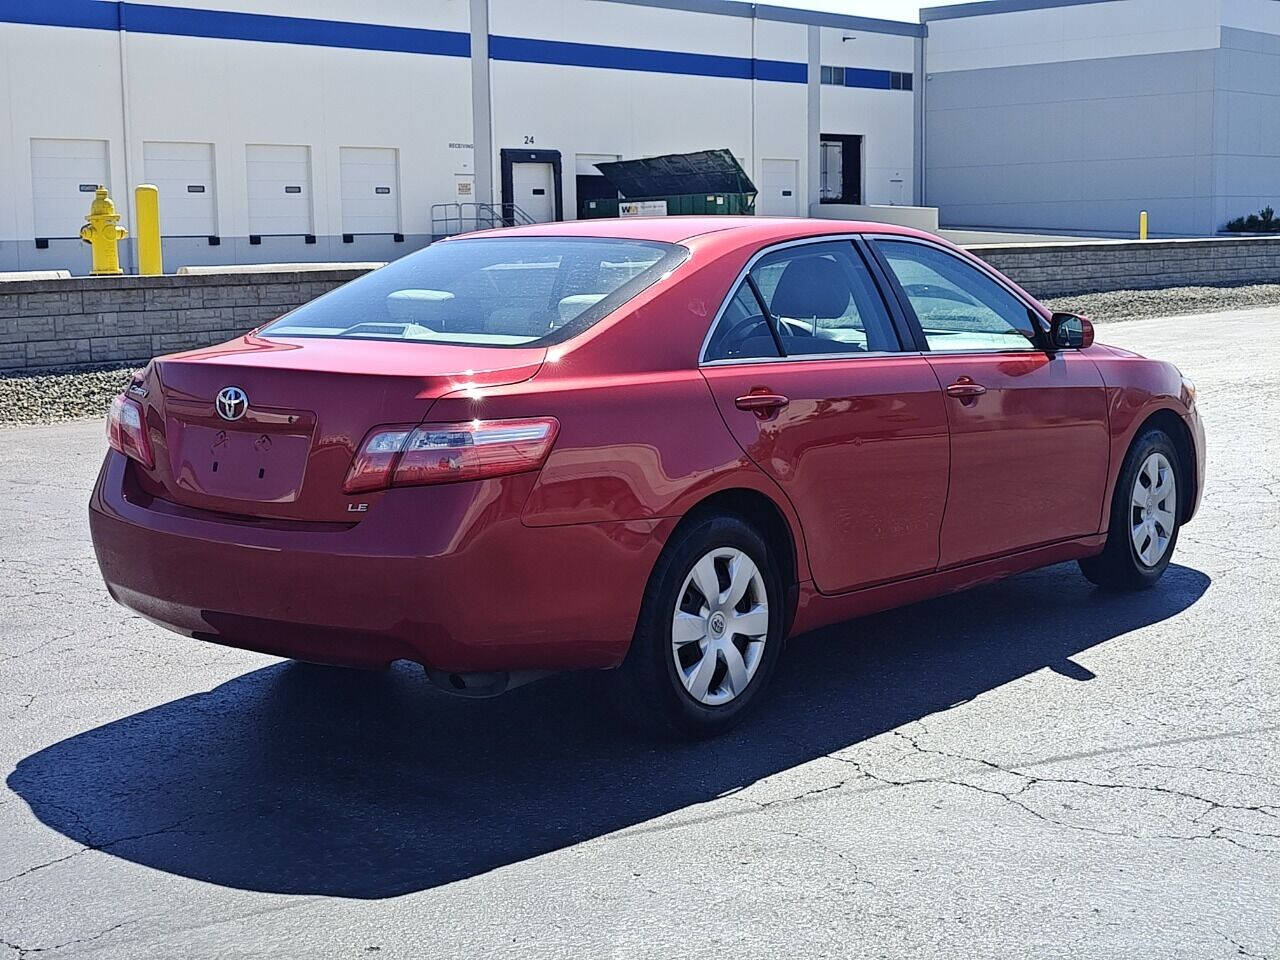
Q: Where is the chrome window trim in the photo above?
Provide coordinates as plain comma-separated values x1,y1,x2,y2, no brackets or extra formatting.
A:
696,233,900,367
702,349,923,367
864,232,1054,352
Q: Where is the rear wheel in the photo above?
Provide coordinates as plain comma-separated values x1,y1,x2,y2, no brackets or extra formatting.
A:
1080,428,1181,590
611,515,785,739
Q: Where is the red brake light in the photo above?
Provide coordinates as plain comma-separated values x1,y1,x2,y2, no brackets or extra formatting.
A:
106,393,154,469
343,418,559,494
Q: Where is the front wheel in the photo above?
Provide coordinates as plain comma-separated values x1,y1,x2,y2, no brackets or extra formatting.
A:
1080,428,1182,590
610,515,785,739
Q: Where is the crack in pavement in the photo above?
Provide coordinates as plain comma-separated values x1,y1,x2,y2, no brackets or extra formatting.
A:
0,817,201,888
0,921,136,959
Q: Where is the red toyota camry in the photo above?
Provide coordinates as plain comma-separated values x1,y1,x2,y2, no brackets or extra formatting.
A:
90,217,1205,737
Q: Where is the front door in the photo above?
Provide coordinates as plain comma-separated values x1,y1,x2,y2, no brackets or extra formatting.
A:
870,237,1111,567
699,239,950,594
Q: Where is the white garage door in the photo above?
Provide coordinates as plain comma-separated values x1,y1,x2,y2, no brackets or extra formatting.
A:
511,162,555,223
340,146,400,235
31,138,110,239
758,159,799,217
143,141,216,237
246,144,313,236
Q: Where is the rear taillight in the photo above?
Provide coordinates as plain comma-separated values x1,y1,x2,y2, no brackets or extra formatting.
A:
343,418,559,494
106,393,154,469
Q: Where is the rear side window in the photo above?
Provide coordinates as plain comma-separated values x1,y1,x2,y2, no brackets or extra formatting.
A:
703,240,898,362
263,237,687,347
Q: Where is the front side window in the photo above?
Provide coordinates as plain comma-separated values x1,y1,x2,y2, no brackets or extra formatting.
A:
703,241,899,362
263,237,687,347
874,239,1039,352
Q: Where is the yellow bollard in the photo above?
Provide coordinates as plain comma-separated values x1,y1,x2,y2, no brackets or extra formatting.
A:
79,186,128,276
1139,210,1148,241
135,184,163,276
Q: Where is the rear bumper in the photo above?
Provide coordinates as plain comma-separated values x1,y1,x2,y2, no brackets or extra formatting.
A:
90,452,671,671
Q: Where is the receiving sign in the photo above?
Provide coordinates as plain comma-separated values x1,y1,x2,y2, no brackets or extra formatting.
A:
619,200,668,217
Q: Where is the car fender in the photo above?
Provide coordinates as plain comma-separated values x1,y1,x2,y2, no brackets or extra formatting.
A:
424,371,814,584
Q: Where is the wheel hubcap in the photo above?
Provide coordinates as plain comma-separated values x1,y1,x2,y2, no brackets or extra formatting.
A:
671,546,769,707
1130,452,1177,567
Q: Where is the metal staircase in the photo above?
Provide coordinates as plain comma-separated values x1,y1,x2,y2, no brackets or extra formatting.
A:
430,202,538,240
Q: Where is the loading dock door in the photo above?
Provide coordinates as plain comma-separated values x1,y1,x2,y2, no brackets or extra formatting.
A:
31,138,110,239
575,153,619,220
143,141,216,237
340,146,400,235
512,162,555,223
759,159,799,216
246,144,313,236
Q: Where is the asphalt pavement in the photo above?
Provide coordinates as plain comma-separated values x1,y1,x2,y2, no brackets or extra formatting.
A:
1,308,1277,959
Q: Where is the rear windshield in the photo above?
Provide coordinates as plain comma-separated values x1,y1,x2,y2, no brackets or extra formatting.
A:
262,236,688,347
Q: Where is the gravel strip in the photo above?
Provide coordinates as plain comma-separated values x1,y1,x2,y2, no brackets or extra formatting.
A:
0,364,138,428
1046,282,1280,321
1,282,1276,427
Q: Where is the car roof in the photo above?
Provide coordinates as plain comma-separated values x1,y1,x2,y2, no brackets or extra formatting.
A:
445,216,937,246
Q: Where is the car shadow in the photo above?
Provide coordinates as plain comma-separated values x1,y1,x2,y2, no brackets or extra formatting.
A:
7,562,1209,898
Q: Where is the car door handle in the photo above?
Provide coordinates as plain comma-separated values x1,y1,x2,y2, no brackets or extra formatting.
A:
945,379,987,399
735,392,790,416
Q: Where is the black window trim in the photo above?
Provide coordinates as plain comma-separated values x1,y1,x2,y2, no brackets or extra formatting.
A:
698,234,918,367
863,233,1054,355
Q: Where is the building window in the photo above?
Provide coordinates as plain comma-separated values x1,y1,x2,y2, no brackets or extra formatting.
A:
821,66,912,90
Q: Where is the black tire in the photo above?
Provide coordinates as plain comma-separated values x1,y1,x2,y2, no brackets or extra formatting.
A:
1079,427,1182,590
610,514,786,739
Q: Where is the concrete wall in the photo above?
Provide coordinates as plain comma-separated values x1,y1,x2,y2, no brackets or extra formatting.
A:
1213,26,1280,231
5,236,1279,373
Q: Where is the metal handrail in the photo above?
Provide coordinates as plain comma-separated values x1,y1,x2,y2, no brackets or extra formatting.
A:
430,201,539,238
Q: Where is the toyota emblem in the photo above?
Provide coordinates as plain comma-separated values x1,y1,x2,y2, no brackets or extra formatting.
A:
215,386,249,422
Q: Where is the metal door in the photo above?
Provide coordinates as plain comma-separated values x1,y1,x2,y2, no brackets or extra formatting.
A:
340,146,399,235
143,141,216,237
511,162,555,223
30,138,110,239
758,159,799,217
245,144,313,236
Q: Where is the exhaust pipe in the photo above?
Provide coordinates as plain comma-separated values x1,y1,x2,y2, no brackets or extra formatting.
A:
424,667,553,698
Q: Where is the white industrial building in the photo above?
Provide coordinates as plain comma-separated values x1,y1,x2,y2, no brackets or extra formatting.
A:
2,0,1279,274
0,0,922,273
922,0,1280,237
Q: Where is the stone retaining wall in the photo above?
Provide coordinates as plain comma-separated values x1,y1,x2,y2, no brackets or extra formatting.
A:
0,268,369,373
973,236,1280,299
3,236,1280,373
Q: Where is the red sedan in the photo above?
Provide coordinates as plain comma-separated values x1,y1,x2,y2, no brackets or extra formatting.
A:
91,218,1205,737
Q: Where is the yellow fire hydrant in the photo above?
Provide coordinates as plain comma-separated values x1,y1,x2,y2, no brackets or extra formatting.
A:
79,186,128,276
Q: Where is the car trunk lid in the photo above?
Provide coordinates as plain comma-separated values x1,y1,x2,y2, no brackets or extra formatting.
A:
131,334,544,521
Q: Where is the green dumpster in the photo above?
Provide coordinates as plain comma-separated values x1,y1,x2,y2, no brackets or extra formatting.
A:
582,149,757,219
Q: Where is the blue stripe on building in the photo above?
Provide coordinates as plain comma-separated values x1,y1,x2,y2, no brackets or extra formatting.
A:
490,34,811,83
120,3,470,57
0,0,121,30
0,2,898,89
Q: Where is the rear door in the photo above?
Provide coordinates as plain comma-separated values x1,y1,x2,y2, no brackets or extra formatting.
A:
869,236,1110,567
700,239,950,594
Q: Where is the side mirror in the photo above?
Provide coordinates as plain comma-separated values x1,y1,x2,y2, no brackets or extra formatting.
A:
1049,312,1094,350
